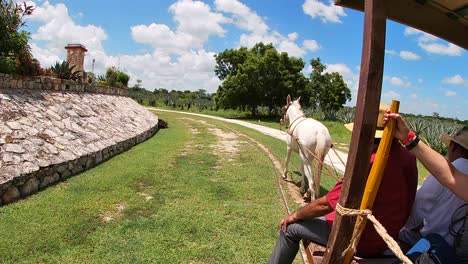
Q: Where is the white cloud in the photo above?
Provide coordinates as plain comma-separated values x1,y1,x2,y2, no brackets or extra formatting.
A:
404,26,464,56
215,0,268,34
417,78,423,83
28,1,107,57
302,0,347,23
387,76,411,88
132,0,229,54
216,0,317,58
30,43,61,67
404,27,422,36
443,74,465,85
385,49,397,55
131,23,201,54
169,0,230,40
28,1,226,93
410,93,418,99
277,40,306,57
303,40,320,52
382,90,401,102
399,51,420,60
418,42,463,56
445,90,457,97
288,32,298,41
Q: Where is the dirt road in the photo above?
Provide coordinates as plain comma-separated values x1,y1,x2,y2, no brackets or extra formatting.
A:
150,108,347,173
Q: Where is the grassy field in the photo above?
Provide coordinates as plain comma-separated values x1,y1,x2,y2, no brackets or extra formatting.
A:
0,109,431,263
1,111,308,263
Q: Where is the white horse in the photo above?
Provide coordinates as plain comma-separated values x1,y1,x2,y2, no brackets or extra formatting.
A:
280,95,332,200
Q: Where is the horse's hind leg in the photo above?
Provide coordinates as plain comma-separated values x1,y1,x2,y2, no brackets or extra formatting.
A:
313,155,324,199
301,153,315,201
283,147,292,180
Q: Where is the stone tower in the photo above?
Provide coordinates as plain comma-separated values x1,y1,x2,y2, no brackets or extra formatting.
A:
65,44,87,75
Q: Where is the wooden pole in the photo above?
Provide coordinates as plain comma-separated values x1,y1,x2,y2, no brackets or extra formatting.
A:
342,100,399,263
322,0,387,263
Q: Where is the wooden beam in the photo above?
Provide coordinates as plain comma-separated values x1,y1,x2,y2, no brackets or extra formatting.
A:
323,0,387,263
335,0,468,50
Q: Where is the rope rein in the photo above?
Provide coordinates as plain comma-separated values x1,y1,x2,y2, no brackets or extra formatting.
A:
335,203,413,264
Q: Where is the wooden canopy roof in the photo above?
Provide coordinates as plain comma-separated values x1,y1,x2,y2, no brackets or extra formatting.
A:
335,0,468,50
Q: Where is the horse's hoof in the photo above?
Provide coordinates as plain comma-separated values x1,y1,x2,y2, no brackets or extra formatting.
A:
295,180,302,188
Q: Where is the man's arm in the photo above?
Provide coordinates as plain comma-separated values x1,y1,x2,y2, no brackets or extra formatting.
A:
280,196,333,232
384,111,468,202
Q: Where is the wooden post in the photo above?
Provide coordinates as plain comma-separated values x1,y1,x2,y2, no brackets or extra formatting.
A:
322,0,387,263
342,100,399,263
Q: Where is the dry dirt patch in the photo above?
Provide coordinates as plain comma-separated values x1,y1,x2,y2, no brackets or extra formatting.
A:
99,203,126,223
208,128,245,162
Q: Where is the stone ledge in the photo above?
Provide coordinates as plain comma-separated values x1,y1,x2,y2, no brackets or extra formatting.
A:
0,89,159,205
0,73,127,96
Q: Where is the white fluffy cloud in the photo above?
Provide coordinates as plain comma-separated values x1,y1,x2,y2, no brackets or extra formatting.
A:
387,76,411,88
419,43,463,56
27,1,108,68
215,0,268,34
404,26,463,56
27,0,227,93
303,40,320,52
443,74,465,85
132,0,229,54
216,0,318,58
445,90,457,97
302,0,347,23
382,91,401,102
399,51,421,60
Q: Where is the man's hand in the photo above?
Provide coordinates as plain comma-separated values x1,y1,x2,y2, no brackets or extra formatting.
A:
383,110,411,142
279,213,298,233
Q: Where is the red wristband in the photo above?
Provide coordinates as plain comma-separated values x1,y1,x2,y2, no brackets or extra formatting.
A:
401,131,416,145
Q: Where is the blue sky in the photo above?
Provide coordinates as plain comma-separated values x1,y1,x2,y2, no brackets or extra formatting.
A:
24,0,467,120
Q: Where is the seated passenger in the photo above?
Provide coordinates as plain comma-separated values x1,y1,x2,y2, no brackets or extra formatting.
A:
268,104,418,263
399,126,468,247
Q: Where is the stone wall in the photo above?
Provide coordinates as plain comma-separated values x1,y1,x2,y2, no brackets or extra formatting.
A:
0,78,158,205
0,73,128,96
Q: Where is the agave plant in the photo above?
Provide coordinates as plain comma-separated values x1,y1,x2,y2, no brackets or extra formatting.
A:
48,61,81,81
338,106,355,123
406,116,463,156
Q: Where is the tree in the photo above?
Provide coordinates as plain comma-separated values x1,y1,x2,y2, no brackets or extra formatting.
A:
214,47,249,81
214,43,308,116
0,1,40,75
104,66,130,87
308,58,351,116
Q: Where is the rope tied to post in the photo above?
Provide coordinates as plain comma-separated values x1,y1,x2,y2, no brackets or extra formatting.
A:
335,203,413,264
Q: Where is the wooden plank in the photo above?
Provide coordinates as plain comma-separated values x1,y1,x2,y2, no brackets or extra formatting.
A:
322,0,387,263
335,0,468,49
303,240,315,264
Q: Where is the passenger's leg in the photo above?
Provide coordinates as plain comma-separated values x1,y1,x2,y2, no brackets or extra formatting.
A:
268,217,330,264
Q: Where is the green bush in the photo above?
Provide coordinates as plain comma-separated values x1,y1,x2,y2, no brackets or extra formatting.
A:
104,66,129,87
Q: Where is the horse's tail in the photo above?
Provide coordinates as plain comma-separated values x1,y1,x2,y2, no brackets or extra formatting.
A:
313,140,331,197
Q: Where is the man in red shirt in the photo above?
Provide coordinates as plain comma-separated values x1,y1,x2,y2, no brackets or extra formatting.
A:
268,105,418,263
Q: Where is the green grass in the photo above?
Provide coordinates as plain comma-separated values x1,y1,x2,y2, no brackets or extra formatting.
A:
0,112,287,263
0,109,431,263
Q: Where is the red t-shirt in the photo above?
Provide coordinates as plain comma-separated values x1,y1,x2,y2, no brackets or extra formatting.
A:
325,140,418,257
